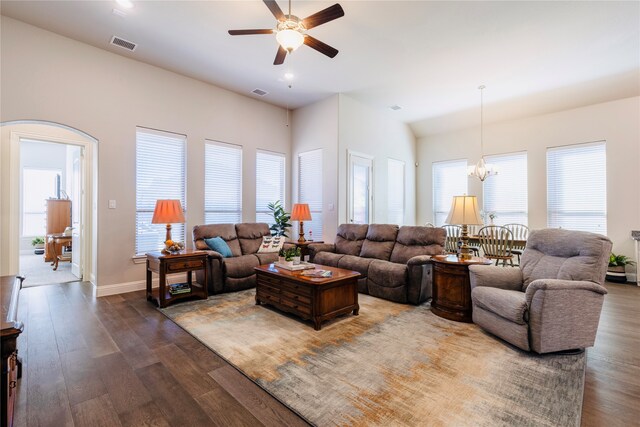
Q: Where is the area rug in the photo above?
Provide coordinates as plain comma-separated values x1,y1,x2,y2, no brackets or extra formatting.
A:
160,290,585,426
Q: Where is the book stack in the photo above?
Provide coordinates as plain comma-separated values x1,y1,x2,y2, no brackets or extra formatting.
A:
169,283,191,295
301,269,332,278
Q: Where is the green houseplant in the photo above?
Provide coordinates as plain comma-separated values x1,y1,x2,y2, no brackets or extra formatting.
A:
606,253,635,283
267,200,291,237
31,236,45,255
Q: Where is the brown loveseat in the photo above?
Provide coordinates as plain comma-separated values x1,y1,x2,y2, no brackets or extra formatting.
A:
193,223,278,294
308,224,446,305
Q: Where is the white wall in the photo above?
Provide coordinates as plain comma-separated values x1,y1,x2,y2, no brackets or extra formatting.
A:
1,17,291,290
417,96,640,263
291,95,339,242
338,94,417,226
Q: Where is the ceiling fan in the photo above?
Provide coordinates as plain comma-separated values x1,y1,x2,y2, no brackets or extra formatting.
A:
228,0,345,65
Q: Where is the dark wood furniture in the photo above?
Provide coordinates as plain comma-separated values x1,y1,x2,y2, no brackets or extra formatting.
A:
291,241,324,260
431,254,491,323
44,199,71,262
46,234,72,270
146,250,208,308
1,276,24,427
255,264,360,330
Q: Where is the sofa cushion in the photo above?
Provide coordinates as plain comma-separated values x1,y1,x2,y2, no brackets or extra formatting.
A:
337,255,374,277
193,224,242,256
223,254,260,278
390,226,446,264
255,252,278,265
204,237,233,258
360,224,399,260
334,224,369,255
313,251,345,267
520,229,612,289
236,223,271,255
471,287,528,325
368,260,407,288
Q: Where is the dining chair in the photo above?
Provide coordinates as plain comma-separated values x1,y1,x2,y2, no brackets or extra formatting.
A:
425,222,435,227
466,225,481,256
504,223,529,265
477,225,514,266
441,225,462,254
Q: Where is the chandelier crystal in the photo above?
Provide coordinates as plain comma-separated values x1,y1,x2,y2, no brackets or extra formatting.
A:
468,85,498,182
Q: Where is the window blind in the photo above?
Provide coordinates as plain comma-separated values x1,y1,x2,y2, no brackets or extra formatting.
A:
298,149,323,240
483,152,528,226
432,159,468,226
387,158,405,225
205,140,242,224
547,142,607,234
135,128,186,255
256,150,285,224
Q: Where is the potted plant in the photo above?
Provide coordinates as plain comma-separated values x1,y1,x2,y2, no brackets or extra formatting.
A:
267,200,291,237
606,253,635,283
281,247,302,266
31,236,45,255
278,247,286,264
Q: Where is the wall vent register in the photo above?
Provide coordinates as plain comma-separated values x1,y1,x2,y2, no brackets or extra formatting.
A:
110,36,137,51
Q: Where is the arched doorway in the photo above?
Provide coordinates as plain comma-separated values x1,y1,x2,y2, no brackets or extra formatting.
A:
1,120,98,286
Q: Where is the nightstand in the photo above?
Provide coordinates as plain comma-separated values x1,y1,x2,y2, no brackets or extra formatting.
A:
145,250,208,308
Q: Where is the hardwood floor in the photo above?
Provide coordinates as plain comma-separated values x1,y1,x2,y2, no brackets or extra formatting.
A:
13,281,639,426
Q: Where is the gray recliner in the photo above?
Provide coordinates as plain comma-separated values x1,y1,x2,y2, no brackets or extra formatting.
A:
469,228,612,354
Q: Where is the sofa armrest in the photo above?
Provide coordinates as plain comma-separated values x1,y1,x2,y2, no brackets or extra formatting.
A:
525,279,607,306
468,265,523,291
307,243,336,262
407,255,432,266
205,250,223,260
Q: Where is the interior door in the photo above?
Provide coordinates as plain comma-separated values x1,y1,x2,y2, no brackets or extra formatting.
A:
71,147,83,278
348,152,373,224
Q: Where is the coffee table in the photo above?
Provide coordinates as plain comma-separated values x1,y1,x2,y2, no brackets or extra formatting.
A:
254,264,360,330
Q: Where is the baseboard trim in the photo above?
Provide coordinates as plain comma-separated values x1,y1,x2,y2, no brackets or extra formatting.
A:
95,274,185,297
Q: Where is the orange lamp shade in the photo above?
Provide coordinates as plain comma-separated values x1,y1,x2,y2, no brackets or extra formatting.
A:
291,203,312,221
151,199,185,224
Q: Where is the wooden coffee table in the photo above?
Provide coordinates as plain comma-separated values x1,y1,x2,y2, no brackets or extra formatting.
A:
254,264,360,330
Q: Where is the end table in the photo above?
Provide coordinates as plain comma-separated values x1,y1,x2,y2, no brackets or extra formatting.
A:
292,240,324,260
146,250,208,308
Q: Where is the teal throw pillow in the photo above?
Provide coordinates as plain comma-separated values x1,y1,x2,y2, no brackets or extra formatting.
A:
204,237,233,258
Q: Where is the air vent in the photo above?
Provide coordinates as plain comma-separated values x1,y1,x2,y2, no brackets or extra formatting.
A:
389,105,402,111
252,88,268,96
110,36,137,51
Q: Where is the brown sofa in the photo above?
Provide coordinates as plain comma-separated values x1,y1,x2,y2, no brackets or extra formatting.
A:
193,223,279,294
308,224,446,305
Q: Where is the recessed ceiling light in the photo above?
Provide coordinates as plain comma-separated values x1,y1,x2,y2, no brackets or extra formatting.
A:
390,105,402,111
115,0,134,9
284,72,294,80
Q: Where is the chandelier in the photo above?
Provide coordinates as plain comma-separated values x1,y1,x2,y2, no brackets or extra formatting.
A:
468,85,498,181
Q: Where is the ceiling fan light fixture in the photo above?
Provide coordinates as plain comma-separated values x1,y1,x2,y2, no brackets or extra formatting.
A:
276,28,304,52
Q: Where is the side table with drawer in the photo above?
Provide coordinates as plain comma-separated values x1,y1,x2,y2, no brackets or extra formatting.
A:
146,250,208,308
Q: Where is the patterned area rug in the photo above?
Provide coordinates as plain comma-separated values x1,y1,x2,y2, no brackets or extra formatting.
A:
161,290,585,426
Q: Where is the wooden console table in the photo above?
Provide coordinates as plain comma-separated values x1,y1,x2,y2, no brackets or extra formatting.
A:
2,275,24,427
431,255,491,323
146,250,208,308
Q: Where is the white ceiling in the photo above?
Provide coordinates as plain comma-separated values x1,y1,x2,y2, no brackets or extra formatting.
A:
2,1,639,136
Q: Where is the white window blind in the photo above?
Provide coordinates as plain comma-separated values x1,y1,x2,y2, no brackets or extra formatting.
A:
483,152,528,226
298,149,323,240
387,158,405,225
547,142,607,234
256,150,285,224
205,140,242,224
136,128,186,255
432,159,468,226
22,168,60,236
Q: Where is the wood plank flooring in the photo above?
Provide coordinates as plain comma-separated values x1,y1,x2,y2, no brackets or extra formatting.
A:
13,281,639,426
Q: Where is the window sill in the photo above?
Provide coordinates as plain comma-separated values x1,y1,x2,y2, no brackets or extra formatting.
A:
132,255,147,264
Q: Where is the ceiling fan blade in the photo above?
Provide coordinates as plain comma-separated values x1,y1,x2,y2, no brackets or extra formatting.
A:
228,29,274,35
304,36,339,58
302,4,344,30
263,0,285,21
274,46,287,65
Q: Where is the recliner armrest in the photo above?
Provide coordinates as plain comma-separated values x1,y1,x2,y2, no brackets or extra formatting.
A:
307,243,336,262
468,265,523,291
525,279,607,306
407,255,432,266
205,250,223,260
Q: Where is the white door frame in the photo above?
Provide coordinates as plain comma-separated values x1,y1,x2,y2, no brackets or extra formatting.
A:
8,130,97,284
347,150,374,224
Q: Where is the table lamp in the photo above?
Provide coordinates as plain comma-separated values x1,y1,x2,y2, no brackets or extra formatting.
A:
291,203,312,243
151,199,185,247
445,195,483,261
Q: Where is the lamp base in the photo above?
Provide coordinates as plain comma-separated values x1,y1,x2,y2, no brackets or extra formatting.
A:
458,224,474,261
162,224,173,253
297,221,306,243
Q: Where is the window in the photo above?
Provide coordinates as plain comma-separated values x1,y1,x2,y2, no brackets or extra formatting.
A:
136,128,186,255
387,158,405,225
298,149,323,239
205,140,242,224
432,159,468,226
22,168,61,236
547,142,606,234
256,150,285,224
483,152,528,226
